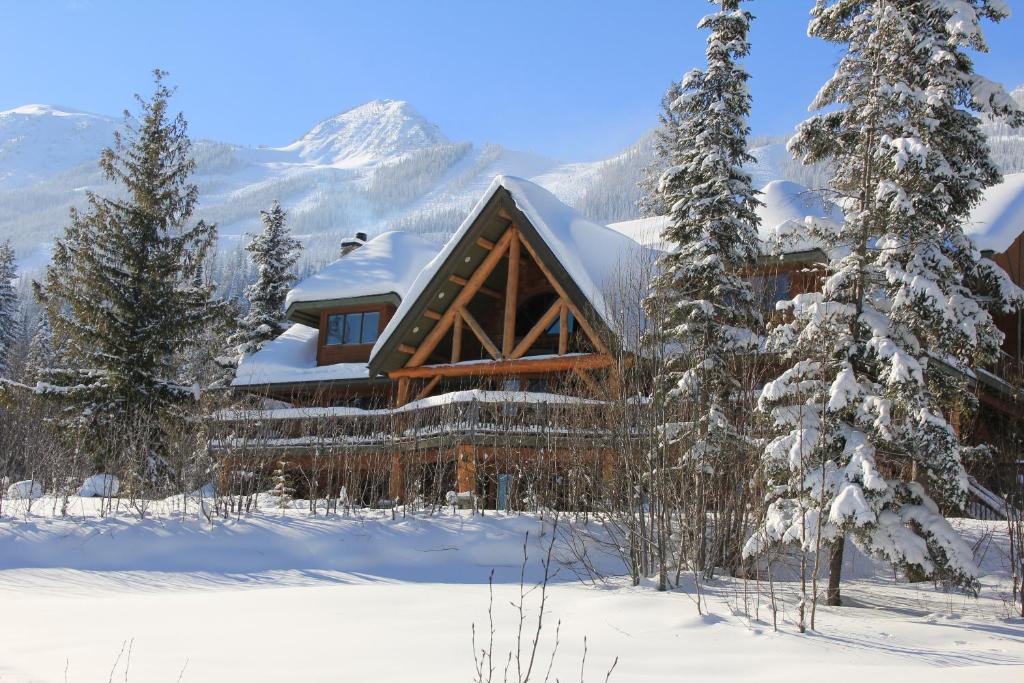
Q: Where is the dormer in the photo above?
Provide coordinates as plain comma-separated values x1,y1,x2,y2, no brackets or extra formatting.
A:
283,231,440,367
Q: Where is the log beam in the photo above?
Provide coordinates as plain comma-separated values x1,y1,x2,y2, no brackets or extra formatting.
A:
503,228,521,357
414,375,442,402
449,275,501,300
516,232,609,355
396,377,411,406
511,299,563,360
388,353,615,379
460,307,500,360
406,228,515,367
451,312,463,363
558,302,569,355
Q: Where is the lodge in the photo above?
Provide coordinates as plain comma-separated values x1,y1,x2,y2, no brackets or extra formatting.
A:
215,174,1024,514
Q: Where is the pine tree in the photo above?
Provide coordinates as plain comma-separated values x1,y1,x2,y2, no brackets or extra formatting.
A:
24,314,54,384
643,0,762,576
0,241,18,379
745,0,1024,607
639,81,683,218
271,460,295,509
215,201,301,384
33,70,220,466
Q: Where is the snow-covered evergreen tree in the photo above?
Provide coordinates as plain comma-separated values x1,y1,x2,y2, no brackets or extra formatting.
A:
639,81,683,218
24,314,54,384
215,201,301,383
0,241,18,379
745,0,1024,606
642,0,762,576
33,70,221,464
271,460,295,509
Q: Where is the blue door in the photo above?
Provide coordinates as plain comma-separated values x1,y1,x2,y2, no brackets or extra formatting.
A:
497,474,512,511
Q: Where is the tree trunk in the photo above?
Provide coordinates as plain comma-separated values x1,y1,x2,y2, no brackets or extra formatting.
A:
826,537,844,606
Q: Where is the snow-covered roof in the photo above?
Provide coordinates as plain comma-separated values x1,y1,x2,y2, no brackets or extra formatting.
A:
965,172,1024,253
607,180,840,256
370,175,654,362
232,323,370,387
285,230,440,310
756,180,841,252
606,216,671,251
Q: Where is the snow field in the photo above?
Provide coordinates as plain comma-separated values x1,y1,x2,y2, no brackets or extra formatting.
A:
0,498,1021,682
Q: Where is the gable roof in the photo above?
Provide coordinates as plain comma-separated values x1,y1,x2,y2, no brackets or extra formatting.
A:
284,231,439,325
368,175,654,374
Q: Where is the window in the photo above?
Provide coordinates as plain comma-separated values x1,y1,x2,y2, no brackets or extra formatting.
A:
325,311,381,345
749,273,791,315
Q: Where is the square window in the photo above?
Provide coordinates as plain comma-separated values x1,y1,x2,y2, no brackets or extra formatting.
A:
326,314,344,345
361,311,381,343
343,313,362,345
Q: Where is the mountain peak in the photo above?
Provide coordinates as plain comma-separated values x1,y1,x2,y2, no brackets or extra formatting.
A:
283,99,448,167
0,103,114,121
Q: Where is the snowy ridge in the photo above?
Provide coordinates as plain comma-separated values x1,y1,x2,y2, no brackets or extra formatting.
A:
0,104,117,188
4,88,1024,271
0,98,656,268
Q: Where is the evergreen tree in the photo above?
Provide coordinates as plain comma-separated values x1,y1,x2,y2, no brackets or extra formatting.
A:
33,70,220,467
639,81,683,218
745,0,1024,607
215,201,301,384
24,314,54,384
271,460,295,509
643,0,762,575
0,241,18,379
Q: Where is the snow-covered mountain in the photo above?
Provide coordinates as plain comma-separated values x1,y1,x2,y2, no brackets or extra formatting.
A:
0,104,118,188
3,87,1023,273
280,99,447,167
0,98,654,270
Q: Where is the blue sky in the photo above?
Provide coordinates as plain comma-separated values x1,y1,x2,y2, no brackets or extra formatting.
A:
2,0,1022,161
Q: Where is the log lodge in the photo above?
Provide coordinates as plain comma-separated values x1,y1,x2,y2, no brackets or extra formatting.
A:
215,174,1024,514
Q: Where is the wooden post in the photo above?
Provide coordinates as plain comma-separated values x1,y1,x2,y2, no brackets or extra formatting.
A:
457,444,477,494
452,311,463,363
396,377,410,407
389,452,405,502
503,228,520,358
558,301,569,355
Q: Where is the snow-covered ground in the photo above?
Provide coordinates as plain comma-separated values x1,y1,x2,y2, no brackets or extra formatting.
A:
0,496,1021,682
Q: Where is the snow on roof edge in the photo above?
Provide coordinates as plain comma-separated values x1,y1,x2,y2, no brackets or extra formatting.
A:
285,230,440,310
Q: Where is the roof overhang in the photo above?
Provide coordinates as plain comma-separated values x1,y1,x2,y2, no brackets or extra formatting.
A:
285,292,404,327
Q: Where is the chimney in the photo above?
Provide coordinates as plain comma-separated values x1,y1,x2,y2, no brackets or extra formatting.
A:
339,231,368,257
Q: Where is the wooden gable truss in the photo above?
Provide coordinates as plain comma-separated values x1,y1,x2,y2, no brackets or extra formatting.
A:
382,201,619,406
